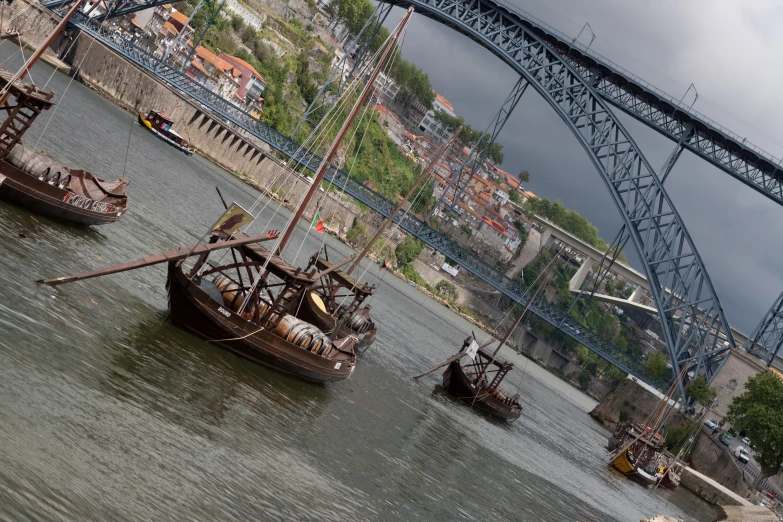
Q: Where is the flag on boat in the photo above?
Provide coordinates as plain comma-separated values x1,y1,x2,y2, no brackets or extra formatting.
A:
379,258,387,271
312,212,325,233
209,202,254,239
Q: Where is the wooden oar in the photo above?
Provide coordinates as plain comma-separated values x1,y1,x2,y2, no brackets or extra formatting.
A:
37,231,279,286
412,338,495,380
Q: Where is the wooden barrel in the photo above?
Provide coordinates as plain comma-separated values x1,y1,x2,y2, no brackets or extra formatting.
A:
213,275,246,312
273,314,298,339
309,292,327,313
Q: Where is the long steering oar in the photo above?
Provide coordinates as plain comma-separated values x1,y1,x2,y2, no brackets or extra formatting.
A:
37,231,280,286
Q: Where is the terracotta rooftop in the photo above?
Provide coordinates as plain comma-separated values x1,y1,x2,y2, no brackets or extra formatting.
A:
196,46,233,72
434,92,454,113
481,216,508,237
168,9,190,28
219,54,266,84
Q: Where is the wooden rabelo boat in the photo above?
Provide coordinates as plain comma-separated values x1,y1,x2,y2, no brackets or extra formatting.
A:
0,3,129,225
40,8,417,384
610,422,665,485
441,336,522,420
138,110,195,156
608,364,693,486
40,230,359,382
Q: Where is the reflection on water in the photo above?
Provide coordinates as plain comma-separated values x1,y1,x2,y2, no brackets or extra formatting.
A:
0,45,722,521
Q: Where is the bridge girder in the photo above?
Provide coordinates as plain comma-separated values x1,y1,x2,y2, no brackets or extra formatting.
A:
43,0,185,19
745,290,783,366
62,4,735,388
380,0,734,390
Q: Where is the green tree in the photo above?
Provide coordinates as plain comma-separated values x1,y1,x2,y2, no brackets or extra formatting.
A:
395,235,423,267
435,280,458,300
726,373,783,478
644,351,668,379
518,170,530,183
686,376,717,407
509,189,522,204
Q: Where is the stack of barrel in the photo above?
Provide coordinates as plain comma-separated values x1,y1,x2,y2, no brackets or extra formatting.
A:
214,275,333,357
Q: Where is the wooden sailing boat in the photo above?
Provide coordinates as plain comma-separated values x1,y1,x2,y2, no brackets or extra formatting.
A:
0,2,129,225
40,7,416,383
609,364,691,485
297,126,463,352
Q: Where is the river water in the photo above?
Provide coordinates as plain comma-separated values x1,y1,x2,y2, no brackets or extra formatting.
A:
0,49,722,521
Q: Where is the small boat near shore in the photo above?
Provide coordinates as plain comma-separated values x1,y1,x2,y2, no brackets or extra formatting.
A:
138,110,195,156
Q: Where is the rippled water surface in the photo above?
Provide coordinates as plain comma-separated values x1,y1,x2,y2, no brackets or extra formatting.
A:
0,48,722,521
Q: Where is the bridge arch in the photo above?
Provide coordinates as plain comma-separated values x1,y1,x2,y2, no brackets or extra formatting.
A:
384,0,735,383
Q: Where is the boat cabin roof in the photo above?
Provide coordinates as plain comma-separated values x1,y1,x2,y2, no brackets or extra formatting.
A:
241,242,320,285
0,66,54,106
315,257,374,296
150,110,175,123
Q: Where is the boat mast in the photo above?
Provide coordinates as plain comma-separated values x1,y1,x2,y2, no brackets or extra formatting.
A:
0,0,85,106
345,125,462,275
276,7,414,254
475,246,562,386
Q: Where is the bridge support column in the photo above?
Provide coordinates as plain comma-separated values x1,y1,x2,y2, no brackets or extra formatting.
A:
569,257,594,291
427,77,528,223
629,285,645,304
291,2,393,138
539,228,554,250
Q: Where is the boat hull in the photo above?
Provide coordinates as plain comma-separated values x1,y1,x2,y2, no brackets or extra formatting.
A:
612,450,658,485
166,263,354,383
657,468,681,489
298,291,376,351
138,113,194,156
0,161,125,225
442,361,522,421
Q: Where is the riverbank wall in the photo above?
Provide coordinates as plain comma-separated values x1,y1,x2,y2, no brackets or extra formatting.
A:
589,377,688,431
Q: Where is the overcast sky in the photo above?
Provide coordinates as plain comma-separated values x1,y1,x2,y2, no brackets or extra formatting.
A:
383,0,783,334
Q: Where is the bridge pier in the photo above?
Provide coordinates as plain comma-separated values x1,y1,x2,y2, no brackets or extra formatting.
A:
568,257,593,291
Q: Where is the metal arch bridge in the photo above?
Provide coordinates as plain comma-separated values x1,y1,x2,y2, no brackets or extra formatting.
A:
48,1,744,389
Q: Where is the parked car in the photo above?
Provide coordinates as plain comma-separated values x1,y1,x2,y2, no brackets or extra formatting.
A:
720,433,732,446
735,446,750,464
742,436,751,446
704,419,718,430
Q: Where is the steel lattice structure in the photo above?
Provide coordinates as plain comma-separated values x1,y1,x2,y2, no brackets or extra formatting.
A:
381,0,735,389
54,4,739,388
745,290,783,366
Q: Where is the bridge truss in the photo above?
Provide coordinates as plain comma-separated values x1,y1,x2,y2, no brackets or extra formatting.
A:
745,290,783,367
48,0,745,388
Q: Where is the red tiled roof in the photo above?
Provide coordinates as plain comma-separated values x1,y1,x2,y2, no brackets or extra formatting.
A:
196,46,232,72
434,92,454,113
160,21,177,35
219,54,266,84
189,58,212,78
168,9,189,28
481,216,508,237
402,131,417,141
